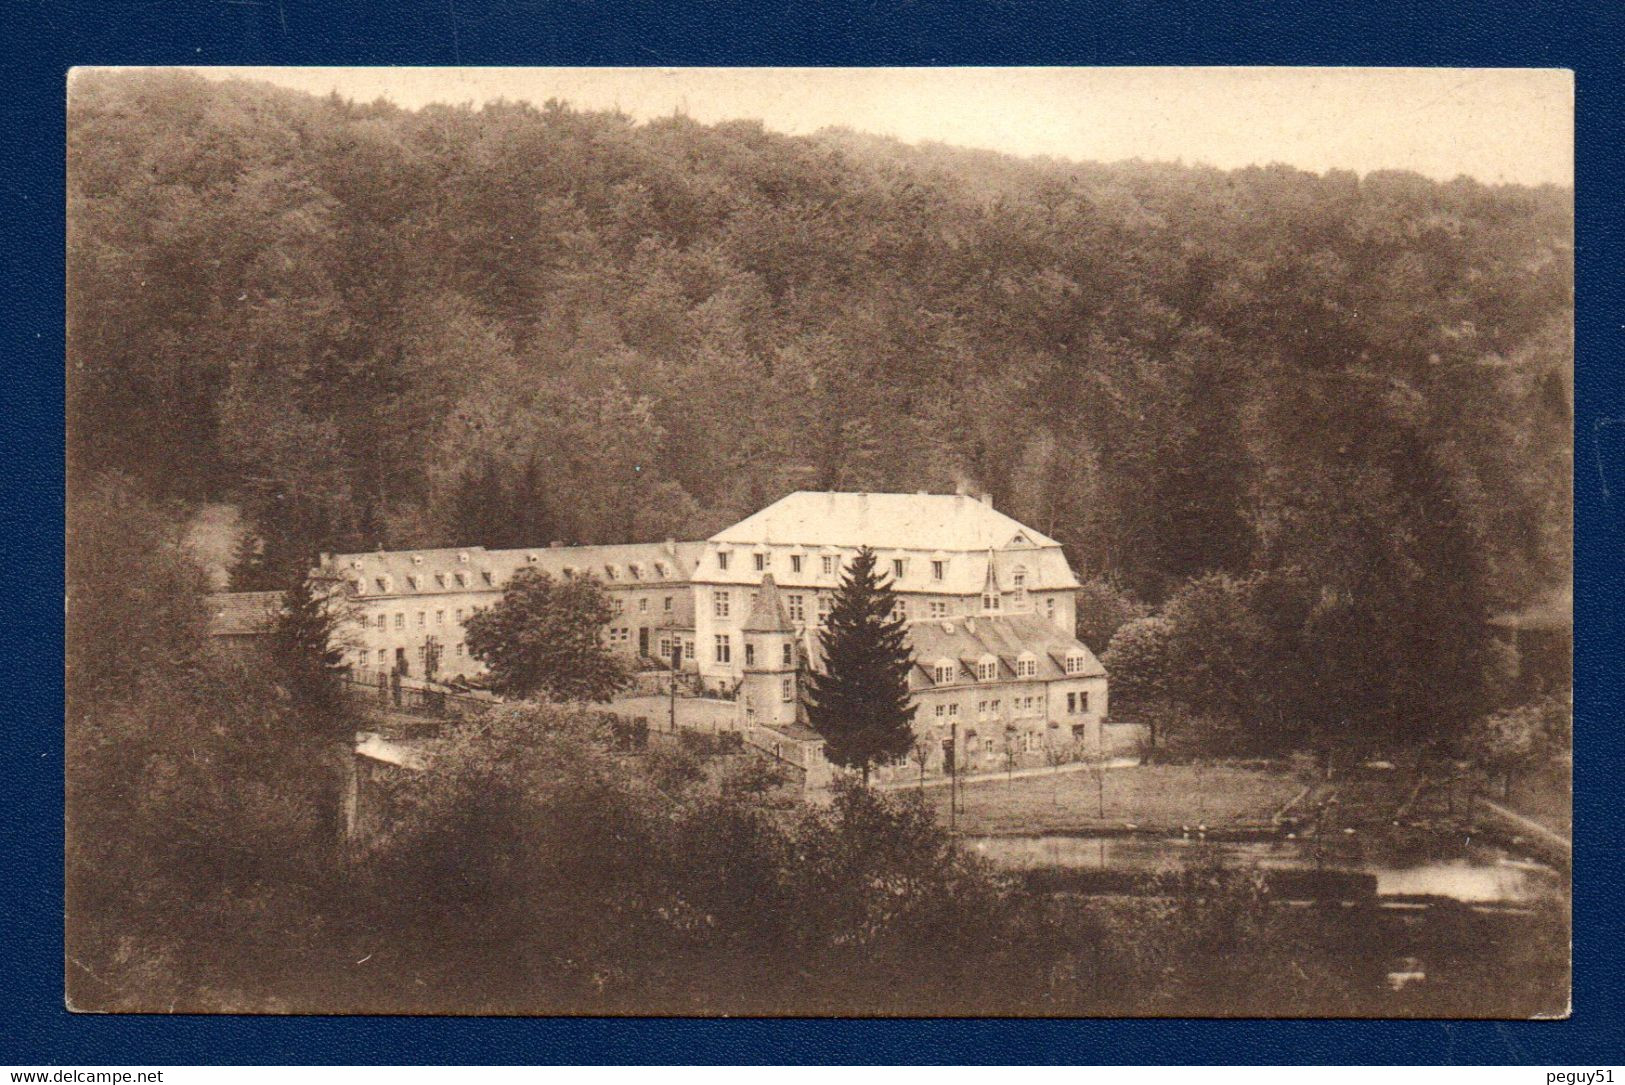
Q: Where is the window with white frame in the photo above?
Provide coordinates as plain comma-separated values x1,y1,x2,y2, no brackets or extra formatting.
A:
935,704,946,719
1065,652,1087,675
790,554,803,574
1016,654,1038,678
821,555,836,576
745,643,756,667
782,643,793,667
928,600,948,619
714,591,730,618
891,558,907,580
1012,567,1028,607
663,595,673,612
375,614,386,629
893,598,909,620
417,612,426,627
638,597,648,612
714,634,732,664
376,648,386,664
948,703,960,717
781,677,794,702
787,594,804,622
817,595,833,622
983,589,1001,612
394,613,405,630
435,610,445,625
977,659,997,681
933,662,956,685
612,598,624,615
932,559,945,581
754,552,769,572
717,550,731,571
455,608,464,621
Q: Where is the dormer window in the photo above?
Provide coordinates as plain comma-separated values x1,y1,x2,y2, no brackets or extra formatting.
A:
654,562,668,578
715,550,731,571
821,555,836,576
982,590,1001,612
455,572,469,588
527,553,539,564
349,579,364,595
561,565,576,578
604,564,619,580
435,573,447,588
932,559,946,581
933,661,957,686
1016,653,1038,679
1012,567,1028,608
375,577,390,593
1064,651,1088,675
891,558,907,580
753,552,769,572
480,571,494,586
350,560,363,571
407,575,422,591
628,564,642,580
977,656,998,682
790,554,803,574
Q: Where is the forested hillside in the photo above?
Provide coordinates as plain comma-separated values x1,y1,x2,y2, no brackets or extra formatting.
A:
68,70,1571,741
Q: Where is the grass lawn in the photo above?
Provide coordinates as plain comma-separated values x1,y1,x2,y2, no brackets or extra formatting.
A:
930,763,1307,835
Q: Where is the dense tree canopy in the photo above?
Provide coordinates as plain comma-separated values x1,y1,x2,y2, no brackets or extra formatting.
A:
462,569,629,701
68,71,1572,749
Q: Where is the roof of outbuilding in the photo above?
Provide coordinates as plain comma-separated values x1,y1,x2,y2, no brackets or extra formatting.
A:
905,612,1105,684
709,491,1062,550
206,591,283,636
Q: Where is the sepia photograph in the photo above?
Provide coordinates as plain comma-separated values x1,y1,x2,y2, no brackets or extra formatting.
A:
64,65,1573,1018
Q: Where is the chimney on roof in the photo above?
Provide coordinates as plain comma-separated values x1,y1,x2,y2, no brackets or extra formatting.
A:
318,552,330,566
664,538,676,556
980,492,993,509
549,540,564,548
954,480,968,497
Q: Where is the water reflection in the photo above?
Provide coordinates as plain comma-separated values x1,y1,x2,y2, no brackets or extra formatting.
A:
967,832,1564,904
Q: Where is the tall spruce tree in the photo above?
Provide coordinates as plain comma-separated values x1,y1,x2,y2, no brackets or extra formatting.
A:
804,547,917,784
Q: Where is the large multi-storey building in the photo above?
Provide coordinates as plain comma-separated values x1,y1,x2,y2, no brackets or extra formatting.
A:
317,491,1116,767
319,540,704,683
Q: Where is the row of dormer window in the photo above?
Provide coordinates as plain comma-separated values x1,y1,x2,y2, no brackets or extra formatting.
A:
929,650,1090,686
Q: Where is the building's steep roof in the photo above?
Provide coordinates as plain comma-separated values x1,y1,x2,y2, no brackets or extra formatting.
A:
324,540,704,599
206,591,282,636
905,612,1105,685
741,574,794,633
709,491,1062,550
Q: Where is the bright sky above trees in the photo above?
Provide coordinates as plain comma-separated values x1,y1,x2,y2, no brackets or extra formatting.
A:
153,66,1574,186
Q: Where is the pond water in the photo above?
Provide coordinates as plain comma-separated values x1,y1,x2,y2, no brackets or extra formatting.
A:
965,832,1565,904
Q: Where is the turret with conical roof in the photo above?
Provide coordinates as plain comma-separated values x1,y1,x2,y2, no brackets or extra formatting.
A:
742,573,794,633
739,574,801,727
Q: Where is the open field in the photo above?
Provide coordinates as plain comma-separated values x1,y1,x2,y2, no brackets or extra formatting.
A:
930,763,1308,835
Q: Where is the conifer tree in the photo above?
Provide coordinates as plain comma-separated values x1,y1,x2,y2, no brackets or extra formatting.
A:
804,547,917,784
271,566,354,733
